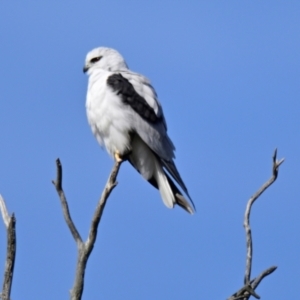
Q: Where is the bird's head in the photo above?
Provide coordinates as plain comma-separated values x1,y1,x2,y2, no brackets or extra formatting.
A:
83,47,128,74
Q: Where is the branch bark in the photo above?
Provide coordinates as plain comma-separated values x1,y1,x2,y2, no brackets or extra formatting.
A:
228,149,284,300
0,195,16,300
52,159,122,300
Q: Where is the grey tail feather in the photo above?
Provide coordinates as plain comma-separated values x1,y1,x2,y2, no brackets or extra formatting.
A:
175,194,194,214
128,156,195,214
146,171,195,214
161,159,192,200
165,173,195,214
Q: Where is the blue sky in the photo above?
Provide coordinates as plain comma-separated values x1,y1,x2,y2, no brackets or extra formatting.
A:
0,1,299,299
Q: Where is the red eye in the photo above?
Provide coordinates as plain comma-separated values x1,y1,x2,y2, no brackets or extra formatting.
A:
90,56,102,63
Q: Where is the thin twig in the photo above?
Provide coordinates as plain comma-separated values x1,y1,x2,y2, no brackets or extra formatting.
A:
250,266,277,291
53,159,122,300
228,149,284,300
228,266,277,300
0,195,16,300
52,159,83,246
87,162,120,249
244,149,284,285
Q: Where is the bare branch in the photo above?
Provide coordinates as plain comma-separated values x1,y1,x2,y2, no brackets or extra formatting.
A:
52,159,83,246
228,284,260,300
53,159,122,300
86,161,121,250
228,149,284,300
0,195,16,300
228,267,277,300
244,149,284,285
250,266,277,291
71,160,122,300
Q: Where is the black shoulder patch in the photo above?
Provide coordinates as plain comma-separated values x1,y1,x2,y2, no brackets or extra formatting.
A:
107,73,161,123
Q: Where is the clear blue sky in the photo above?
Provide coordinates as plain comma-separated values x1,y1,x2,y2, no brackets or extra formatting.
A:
0,1,299,299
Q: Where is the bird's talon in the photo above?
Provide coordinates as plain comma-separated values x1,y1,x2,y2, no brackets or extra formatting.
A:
114,151,123,163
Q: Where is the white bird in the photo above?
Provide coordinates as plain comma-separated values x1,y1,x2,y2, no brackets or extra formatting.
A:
83,47,195,214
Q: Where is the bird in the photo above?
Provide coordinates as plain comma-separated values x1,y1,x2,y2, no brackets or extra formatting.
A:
83,47,195,214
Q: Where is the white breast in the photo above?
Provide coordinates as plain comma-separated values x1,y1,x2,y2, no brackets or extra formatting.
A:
86,71,132,157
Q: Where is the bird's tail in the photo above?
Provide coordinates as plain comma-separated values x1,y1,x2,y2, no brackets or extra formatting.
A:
154,159,194,214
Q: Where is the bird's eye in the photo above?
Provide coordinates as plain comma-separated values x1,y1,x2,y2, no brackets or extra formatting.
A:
90,56,102,63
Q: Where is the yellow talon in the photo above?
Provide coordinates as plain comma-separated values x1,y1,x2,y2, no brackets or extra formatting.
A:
114,151,123,162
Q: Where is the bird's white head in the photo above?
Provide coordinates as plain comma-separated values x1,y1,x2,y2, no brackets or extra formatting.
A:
83,47,128,75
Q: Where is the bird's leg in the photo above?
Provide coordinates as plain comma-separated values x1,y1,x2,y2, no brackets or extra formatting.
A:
114,148,132,162
114,151,123,163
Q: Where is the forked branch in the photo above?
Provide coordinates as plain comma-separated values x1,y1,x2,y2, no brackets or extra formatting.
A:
228,149,284,300
52,159,122,300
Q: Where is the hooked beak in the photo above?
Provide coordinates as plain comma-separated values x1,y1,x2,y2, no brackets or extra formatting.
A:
83,65,89,73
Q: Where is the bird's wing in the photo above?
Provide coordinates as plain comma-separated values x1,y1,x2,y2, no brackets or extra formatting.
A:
106,71,194,206
106,71,174,160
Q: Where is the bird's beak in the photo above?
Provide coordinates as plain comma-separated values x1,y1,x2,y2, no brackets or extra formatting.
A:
83,65,89,73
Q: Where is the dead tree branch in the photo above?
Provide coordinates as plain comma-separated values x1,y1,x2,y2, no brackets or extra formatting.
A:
228,149,284,300
52,160,82,246
52,159,122,300
228,266,277,300
0,195,16,300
